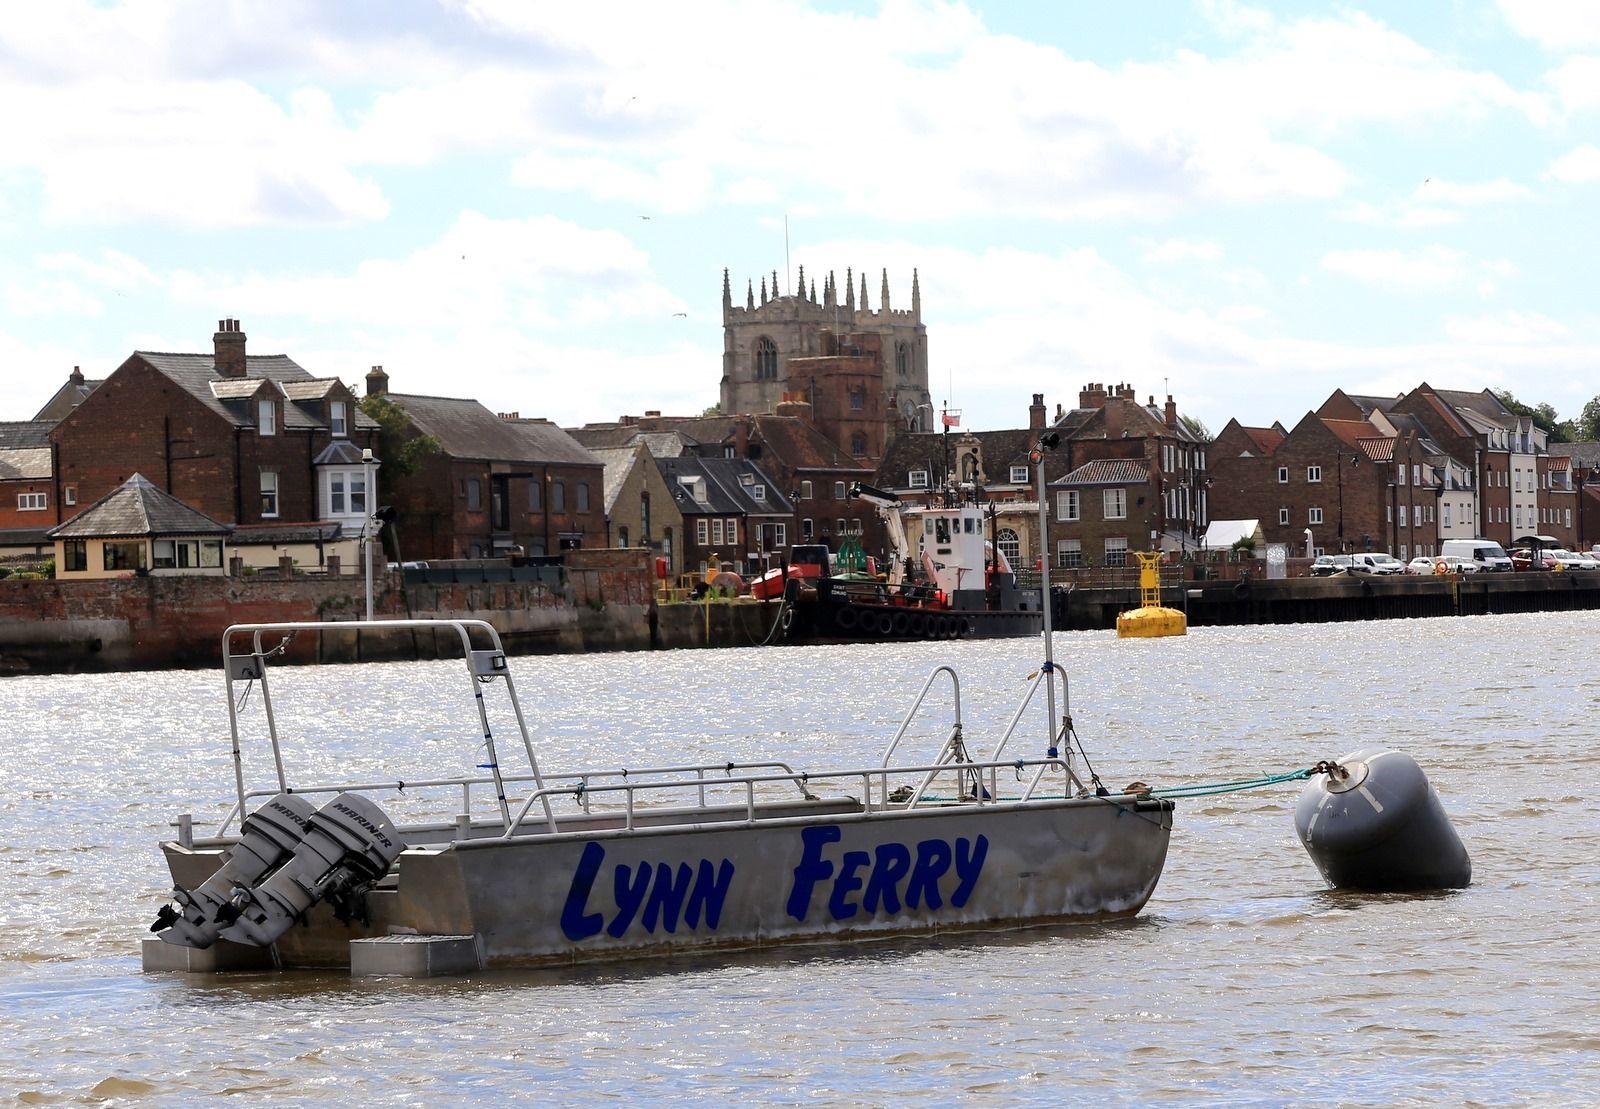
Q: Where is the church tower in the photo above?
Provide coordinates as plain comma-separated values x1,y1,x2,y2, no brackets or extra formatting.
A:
720,266,932,440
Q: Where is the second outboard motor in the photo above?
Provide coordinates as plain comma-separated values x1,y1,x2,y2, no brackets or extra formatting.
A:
1295,749,1470,891
151,793,317,949
217,793,405,948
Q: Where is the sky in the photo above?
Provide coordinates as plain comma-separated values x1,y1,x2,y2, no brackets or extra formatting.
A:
1,0,1598,436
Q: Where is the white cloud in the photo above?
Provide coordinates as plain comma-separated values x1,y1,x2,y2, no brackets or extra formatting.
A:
1546,143,1600,182
1321,245,1516,293
1143,239,1224,264
1497,1,1600,50
1443,310,1571,344
1547,55,1600,112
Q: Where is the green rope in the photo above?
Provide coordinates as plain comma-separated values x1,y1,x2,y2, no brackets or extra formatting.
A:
912,766,1317,804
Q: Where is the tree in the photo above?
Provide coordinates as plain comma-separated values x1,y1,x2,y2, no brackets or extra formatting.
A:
700,403,723,417
1178,413,1213,442
358,394,441,478
1576,396,1600,442
1492,390,1569,442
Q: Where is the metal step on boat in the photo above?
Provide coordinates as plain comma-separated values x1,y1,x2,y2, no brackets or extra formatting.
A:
144,614,1174,978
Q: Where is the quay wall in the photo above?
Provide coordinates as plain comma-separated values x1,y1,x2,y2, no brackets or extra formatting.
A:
6,557,1600,675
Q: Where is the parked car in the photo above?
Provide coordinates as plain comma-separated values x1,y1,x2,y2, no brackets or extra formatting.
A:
1405,556,1435,575
1546,549,1597,571
1350,553,1406,576
1440,538,1514,572
1407,555,1480,575
1310,555,1353,576
1510,547,1557,572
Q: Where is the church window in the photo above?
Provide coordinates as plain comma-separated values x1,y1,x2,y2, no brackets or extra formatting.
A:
895,342,910,376
850,432,867,456
754,336,778,381
849,389,864,411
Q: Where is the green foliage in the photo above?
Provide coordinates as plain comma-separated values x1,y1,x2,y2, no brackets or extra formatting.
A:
359,394,443,478
1178,413,1212,442
1575,396,1600,442
1493,390,1569,442
700,403,723,418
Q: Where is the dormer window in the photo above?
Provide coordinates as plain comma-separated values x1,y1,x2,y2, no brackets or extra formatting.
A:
258,398,276,436
1009,465,1030,484
751,484,766,501
330,400,347,438
909,469,929,489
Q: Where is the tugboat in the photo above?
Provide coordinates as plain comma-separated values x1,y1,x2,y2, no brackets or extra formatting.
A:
769,483,1044,643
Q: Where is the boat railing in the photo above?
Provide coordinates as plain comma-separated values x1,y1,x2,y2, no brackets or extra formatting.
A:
502,755,1076,838
213,760,814,837
880,665,962,767
988,665,1082,796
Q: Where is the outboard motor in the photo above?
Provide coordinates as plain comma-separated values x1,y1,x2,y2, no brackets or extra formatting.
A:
1294,749,1470,891
217,793,405,948
151,793,317,949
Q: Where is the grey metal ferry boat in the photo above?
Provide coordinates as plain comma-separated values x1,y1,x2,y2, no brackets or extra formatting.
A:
144,614,1172,976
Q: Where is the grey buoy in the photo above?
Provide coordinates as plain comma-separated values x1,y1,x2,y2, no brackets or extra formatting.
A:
1294,749,1470,891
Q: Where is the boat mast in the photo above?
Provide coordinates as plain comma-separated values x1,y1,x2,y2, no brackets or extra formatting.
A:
1032,432,1067,765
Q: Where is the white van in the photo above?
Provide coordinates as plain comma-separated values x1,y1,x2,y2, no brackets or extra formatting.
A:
1440,538,1513,572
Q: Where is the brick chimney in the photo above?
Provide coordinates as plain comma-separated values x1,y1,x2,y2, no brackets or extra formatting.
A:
365,365,388,396
734,416,750,457
1029,393,1046,430
1165,394,1178,430
1078,382,1108,410
213,319,246,379
69,365,84,385
775,391,814,424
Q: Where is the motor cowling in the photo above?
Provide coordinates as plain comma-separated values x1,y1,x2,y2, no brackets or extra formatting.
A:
217,793,405,948
1294,749,1470,891
152,793,317,949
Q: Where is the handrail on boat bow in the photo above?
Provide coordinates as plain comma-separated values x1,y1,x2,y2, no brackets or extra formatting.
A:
500,755,1076,838
880,666,962,767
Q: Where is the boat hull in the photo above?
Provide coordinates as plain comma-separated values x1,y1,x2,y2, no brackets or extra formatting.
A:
384,796,1171,966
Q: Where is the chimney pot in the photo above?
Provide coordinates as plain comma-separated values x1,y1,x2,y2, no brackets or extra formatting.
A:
364,364,389,397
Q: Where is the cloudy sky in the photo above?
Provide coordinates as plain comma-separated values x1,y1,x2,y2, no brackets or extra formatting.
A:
1,0,1597,434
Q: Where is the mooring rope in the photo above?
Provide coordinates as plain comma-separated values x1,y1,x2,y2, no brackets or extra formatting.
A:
916,762,1335,805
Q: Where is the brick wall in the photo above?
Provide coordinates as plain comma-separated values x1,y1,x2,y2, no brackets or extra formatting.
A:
0,477,56,530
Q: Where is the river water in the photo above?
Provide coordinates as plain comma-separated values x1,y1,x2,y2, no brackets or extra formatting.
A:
1,613,1596,1104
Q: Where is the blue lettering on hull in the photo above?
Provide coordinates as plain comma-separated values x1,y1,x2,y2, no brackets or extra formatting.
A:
559,825,989,942
787,825,988,923
561,841,736,942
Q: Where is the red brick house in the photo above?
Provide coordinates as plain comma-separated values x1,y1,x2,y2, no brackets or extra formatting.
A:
655,455,795,575
50,321,379,555
372,371,605,560
0,422,55,555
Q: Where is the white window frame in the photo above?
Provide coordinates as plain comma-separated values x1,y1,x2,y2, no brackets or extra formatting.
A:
771,523,787,548
834,481,846,499
17,492,46,511
1056,538,1083,568
1278,507,1289,525
330,400,347,438
751,484,766,502
1309,507,1323,524
909,470,929,489
258,398,276,437
1103,488,1127,520
695,518,709,545
1058,490,1080,521
1103,537,1129,567
1009,465,1030,484
711,518,724,545
1278,467,1289,483
799,480,813,499
1306,465,1322,483
260,470,279,518
64,486,77,506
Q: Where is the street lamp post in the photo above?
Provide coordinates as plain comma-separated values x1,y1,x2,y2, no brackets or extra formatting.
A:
362,447,381,621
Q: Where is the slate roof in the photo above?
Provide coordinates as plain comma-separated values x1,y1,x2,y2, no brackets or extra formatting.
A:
657,456,793,517
33,373,103,422
0,422,53,450
130,351,376,432
1434,388,1516,427
874,428,1040,489
312,440,366,466
589,446,646,514
48,473,232,539
1549,442,1600,469
0,526,51,548
387,395,599,467
1344,393,1402,414
0,447,51,481
1050,458,1151,487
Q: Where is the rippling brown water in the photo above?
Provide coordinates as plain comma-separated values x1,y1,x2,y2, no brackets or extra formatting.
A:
2,613,1597,1103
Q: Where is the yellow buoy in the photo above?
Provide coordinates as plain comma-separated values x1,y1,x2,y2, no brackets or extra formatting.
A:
1116,551,1187,638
